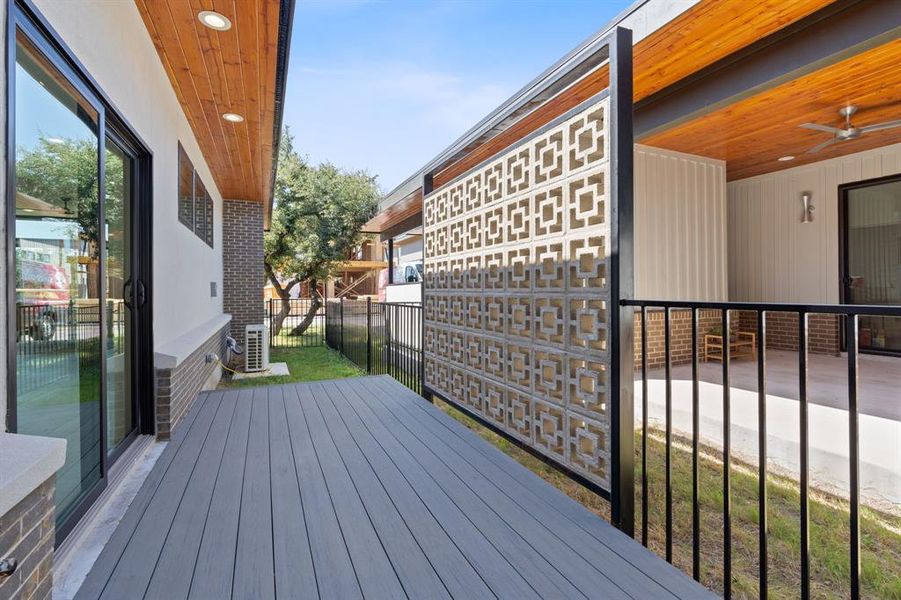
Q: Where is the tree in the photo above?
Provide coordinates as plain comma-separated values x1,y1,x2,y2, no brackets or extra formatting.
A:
16,136,126,297
265,129,379,336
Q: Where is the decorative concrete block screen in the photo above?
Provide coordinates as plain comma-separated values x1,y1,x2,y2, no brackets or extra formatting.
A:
423,96,612,489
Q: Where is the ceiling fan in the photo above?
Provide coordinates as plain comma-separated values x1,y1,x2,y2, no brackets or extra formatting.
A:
799,105,901,153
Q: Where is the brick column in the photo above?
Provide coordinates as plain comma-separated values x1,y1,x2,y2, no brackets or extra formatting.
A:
222,199,265,347
0,478,55,600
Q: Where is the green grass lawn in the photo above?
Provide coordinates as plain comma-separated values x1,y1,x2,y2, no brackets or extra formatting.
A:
219,345,362,388
435,398,901,600
269,324,325,348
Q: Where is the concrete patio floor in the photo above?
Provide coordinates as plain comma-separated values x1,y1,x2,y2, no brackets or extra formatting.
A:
638,350,901,508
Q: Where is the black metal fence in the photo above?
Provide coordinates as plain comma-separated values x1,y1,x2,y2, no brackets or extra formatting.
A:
16,302,126,395
623,299,901,600
325,299,422,394
267,298,326,347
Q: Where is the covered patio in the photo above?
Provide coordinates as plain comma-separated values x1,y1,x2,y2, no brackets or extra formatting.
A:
74,376,711,599
639,349,901,507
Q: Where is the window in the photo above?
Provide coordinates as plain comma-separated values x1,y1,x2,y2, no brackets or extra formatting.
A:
177,142,214,247
178,144,193,227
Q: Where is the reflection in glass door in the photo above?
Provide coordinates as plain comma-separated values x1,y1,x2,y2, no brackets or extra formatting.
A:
105,139,136,456
843,176,901,354
13,31,104,526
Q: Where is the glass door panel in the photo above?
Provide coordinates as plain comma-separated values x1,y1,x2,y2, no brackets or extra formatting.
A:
104,139,135,454
845,179,901,354
14,32,103,524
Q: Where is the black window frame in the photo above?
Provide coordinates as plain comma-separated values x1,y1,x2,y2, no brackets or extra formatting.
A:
176,142,214,248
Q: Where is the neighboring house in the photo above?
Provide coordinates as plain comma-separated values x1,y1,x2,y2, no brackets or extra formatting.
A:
330,237,388,299
1,0,292,595
263,239,387,302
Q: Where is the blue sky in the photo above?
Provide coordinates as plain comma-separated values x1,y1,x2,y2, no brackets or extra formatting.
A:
283,0,632,194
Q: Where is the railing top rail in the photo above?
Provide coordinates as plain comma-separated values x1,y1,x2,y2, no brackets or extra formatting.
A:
622,299,901,317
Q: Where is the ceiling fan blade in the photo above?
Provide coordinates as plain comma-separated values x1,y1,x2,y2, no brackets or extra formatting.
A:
799,123,843,134
806,137,839,154
859,119,901,133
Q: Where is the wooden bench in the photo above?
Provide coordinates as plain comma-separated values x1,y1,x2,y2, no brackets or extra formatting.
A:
704,331,756,362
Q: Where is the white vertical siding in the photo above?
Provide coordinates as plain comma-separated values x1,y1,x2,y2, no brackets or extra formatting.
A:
635,144,728,300
727,142,901,303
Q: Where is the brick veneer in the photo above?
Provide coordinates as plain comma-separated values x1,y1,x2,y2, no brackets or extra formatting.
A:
0,478,55,600
154,324,227,440
223,199,265,347
737,310,840,355
633,309,724,370
632,309,841,370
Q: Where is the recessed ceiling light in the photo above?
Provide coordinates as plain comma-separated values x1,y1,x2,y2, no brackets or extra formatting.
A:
222,112,244,123
198,11,231,31
778,155,795,162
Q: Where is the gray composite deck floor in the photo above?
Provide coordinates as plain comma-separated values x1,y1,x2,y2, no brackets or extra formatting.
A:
76,375,714,600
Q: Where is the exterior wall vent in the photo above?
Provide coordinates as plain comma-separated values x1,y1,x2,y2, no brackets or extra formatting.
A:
245,324,269,372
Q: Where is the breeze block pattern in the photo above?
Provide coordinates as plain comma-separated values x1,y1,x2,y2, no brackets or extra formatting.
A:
424,98,612,489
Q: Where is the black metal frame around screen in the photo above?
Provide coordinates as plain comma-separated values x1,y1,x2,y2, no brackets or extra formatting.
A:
419,27,635,535
5,0,155,543
838,172,901,357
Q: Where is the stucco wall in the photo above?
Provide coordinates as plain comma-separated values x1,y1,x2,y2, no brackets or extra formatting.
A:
31,0,225,353
727,141,901,303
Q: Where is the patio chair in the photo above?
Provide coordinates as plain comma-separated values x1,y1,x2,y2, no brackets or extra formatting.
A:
703,328,756,362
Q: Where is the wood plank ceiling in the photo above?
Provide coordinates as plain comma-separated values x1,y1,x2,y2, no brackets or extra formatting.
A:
432,0,836,188
136,0,283,203
640,38,901,181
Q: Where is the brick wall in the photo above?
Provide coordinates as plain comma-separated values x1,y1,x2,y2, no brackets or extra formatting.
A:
154,324,227,440
633,309,723,370
633,309,841,370
223,199,265,346
0,478,54,600
737,311,840,355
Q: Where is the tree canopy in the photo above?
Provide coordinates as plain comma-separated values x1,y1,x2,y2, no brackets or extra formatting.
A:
264,128,380,334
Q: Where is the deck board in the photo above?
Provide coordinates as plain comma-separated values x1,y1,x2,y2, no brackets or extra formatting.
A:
77,376,715,600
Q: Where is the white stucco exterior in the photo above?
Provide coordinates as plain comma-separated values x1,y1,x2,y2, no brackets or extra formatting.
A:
31,0,225,354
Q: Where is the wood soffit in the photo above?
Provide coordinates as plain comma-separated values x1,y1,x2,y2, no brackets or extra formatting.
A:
363,188,423,234
136,0,286,203
641,38,901,181
430,0,837,189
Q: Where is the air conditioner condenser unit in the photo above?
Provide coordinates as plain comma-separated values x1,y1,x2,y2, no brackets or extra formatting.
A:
245,324,269,372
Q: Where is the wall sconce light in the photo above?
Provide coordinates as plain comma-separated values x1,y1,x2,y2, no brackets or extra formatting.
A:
801,192,815,224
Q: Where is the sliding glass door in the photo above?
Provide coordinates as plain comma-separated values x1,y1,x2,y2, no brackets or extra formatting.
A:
841,175,901,355
104,138,137,458
10,10,148,538
13,30,105,527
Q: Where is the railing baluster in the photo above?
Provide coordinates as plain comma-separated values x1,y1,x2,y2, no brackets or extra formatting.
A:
641,306,648,548
691,307,700,582
757,310,768,600
799,311,810,600
847,314,860,600
665,307,673,563
723,308,732,599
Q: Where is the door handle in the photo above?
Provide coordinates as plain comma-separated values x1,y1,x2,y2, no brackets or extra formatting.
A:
136,280,147,308
123,278,133,309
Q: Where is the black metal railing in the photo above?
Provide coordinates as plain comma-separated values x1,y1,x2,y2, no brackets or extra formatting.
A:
622,299,901,600
267,297,326,347
325,298,422,394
